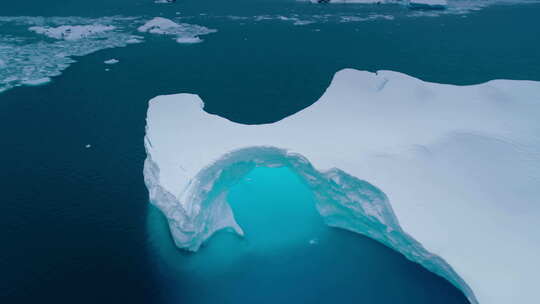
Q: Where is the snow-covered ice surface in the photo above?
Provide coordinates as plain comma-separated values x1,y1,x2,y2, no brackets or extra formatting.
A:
137,17,216,44
144,69,540,304
0,16,214,93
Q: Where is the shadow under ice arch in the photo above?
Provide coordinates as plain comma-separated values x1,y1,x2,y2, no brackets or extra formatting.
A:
143,69,540,304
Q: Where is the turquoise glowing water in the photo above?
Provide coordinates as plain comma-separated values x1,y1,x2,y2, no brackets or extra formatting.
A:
146,167,468,303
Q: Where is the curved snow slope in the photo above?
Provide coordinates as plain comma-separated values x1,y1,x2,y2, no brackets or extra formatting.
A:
144,69,540,304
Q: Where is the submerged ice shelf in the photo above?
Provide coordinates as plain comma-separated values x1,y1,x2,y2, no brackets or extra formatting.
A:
144,69,540,304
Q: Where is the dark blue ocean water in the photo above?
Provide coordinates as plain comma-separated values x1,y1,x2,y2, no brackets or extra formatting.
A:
1,1,539,303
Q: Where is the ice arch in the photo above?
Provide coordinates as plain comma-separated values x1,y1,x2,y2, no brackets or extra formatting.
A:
143,69,540,304
145,145,473,301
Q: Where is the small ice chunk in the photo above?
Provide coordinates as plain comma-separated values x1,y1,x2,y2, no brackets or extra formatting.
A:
138,17,216,43
85,144,92,148
308,238,319,245
126,36,144,44
176,37,202,44
21,77,51,86
409,0,447,9
104,59,119,65
137,17,183,35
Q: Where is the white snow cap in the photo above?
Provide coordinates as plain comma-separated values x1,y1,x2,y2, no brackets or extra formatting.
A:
144,69,540,304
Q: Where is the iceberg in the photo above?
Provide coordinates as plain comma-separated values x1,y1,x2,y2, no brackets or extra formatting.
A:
137,17,216,44
144,68,540,304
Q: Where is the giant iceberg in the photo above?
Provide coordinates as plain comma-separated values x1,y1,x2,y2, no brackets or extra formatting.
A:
143,69,540,304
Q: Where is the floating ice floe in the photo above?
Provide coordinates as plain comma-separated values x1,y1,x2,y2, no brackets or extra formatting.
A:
104,59,119,64
29,25,116,41
144,68,540,304
175,37,203,44
0,16,215,93
308,0,397,3
21,77,51,86
0,16,144,93
408,0,448,9
137,17,216,44
126,36,144,44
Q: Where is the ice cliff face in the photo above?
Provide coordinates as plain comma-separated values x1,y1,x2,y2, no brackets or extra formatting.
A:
143,69,540,304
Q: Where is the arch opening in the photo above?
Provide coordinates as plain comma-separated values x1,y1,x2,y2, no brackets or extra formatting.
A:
144,146,476,303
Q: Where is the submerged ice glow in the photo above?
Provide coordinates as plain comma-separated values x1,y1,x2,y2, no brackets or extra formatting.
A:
146,166,469,303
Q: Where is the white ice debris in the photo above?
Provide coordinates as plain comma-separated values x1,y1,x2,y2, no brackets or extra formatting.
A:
137,17,180,34
21,77,51,86
175,37,203,44
29,25,116,41
409,0,448,9
137,17,216,44
0,17,141,93
104,59,119,64
126,37,144,44
144,69,540,304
